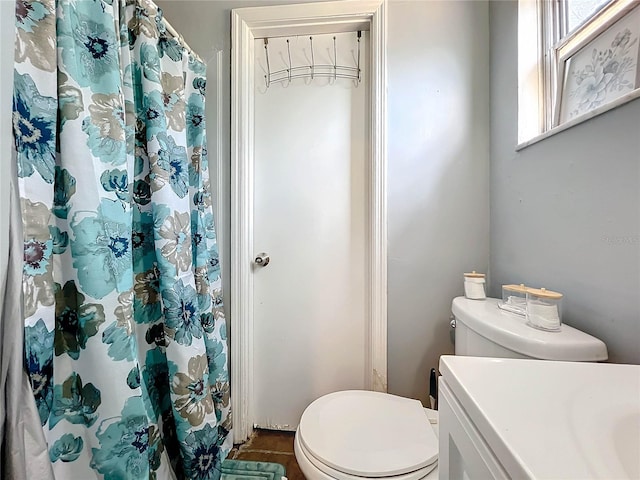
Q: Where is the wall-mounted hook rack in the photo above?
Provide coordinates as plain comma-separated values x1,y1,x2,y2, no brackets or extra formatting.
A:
263,31,362,88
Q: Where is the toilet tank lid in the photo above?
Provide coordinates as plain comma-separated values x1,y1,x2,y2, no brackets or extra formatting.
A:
452,297,608,361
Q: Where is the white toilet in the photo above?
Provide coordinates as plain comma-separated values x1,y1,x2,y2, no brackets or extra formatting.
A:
294,296,608,480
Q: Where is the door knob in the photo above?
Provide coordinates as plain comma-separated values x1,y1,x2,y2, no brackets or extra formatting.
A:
255,253,270,267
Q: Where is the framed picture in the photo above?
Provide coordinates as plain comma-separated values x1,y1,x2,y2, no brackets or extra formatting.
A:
554,2,640,126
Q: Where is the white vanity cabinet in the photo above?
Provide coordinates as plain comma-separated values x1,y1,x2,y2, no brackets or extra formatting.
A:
438,356,640,480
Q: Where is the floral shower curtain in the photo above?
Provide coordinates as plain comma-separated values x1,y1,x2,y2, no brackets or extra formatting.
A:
13,0,231,478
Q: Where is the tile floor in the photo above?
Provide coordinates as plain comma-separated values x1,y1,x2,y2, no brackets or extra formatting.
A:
228,429,305,479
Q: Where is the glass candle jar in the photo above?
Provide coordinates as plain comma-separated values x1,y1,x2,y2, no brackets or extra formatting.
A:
498,284,528,316
463,271,486,300
526,287,563,332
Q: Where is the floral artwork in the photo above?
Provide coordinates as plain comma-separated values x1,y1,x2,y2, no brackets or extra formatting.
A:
13,0,231,478
560,6,640,122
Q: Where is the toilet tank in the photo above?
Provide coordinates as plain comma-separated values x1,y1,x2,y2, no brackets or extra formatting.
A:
451,297,608,362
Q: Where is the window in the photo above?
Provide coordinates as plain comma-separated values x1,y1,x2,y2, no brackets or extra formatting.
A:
518,0,640,147
564,0,611,34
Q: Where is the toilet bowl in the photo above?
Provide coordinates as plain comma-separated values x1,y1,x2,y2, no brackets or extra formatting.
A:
294,390,439,480
294,297,608,479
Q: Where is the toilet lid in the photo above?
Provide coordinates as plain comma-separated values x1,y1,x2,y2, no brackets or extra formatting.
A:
296,427,438,480
298,391,438,477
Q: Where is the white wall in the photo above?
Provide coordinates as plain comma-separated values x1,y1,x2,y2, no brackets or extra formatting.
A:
1,0,14,282
157,0,490,405
489,1,640,364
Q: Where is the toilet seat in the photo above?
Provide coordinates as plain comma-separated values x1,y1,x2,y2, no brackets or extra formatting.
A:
295,428,438,480
296,391,439,479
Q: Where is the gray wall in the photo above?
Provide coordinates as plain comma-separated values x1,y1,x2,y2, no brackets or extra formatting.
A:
489,1,640,364
157,0,490,404
387,0,489,400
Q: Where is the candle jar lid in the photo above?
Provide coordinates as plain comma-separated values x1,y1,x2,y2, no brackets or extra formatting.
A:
464,271,485,278
526,287,563,300
502,284,528,294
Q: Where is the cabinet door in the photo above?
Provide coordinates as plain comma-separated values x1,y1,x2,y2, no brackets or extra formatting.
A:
438,380,510,480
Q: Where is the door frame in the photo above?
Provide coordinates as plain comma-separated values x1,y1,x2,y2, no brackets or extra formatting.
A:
231,0,387,444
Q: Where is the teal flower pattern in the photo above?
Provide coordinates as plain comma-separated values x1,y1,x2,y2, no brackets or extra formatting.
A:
159,36,183,62
140,43,161,83
13,72,56,183
52,166,76,219
103,291,138,360
82,94,129,165
25,318,54,425
158,210,192,274
142,348,171,420
49,226,69,255
142,90,167,137
182,423,224,480
15,0,230,477
145,324,167,348
54,280,105,360
50,373,101,429
100,168,130,201
133,178,152,205
57,0,121,92
127,367,141,389
193,77,206,96
70,198,133,299
163,279,202,346
153,133,189,198
103,321,136,361
189,55,207,74
90,397,160,479
132,210,156,271
186,92,205,147
207,340,228,384
50,434,84,463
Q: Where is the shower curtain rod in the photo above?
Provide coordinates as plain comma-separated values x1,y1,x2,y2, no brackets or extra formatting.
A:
160,14,205,65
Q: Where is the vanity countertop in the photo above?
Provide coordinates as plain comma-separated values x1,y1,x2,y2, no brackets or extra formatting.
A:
439,355,640,479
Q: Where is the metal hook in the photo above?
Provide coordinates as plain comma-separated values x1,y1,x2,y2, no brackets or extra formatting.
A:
286,39,292,84
264,38,270,88
309,36,315,80
357,31,361,83
333,36,337,80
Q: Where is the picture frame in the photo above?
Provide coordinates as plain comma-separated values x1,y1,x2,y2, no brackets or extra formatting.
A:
554,1,640,127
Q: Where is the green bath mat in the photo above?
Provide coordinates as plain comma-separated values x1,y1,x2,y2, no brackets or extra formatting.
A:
221,459,287,480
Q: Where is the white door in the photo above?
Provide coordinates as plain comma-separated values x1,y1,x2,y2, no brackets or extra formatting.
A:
252,32,369,430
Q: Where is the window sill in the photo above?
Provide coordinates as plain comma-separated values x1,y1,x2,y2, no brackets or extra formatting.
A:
516,88,640,151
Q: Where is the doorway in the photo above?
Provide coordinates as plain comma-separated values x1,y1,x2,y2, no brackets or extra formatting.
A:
253,31,368,430
231,0,387,443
